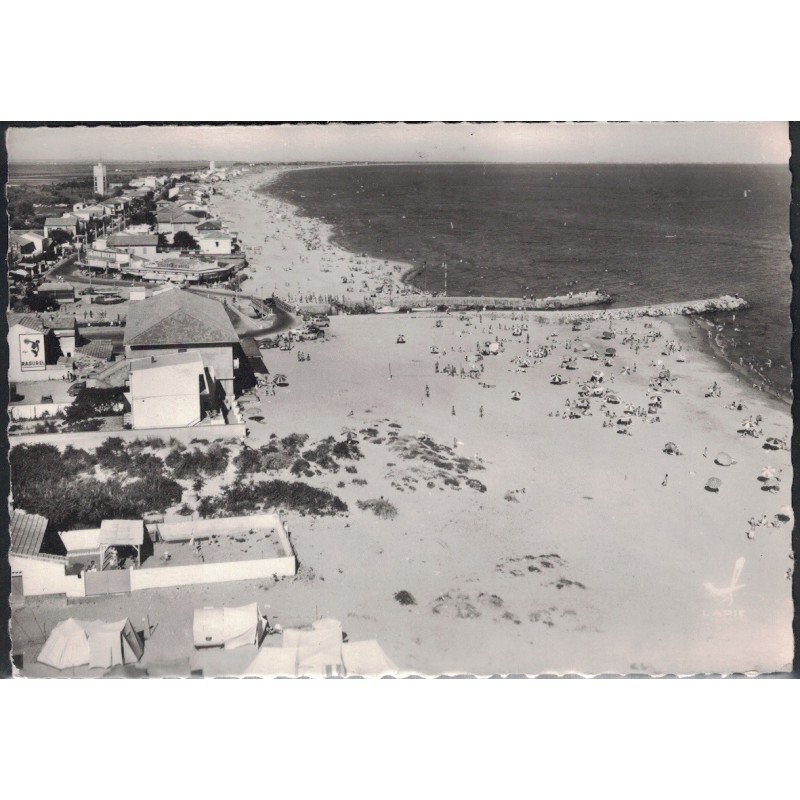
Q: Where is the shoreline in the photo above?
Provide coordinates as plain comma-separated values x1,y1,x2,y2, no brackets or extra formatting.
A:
252,166,785,401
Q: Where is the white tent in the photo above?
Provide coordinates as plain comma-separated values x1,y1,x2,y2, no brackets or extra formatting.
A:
244,647,300,677
341,640,398,677
37,619,91,670
244,619,396,677
38,618,143,670
193,603,264,650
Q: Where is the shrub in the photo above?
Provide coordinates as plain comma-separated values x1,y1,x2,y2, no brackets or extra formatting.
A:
394,590,417,606
95,437,132,471
68,419,104,432
352,478,368,486
280,433,309,455
198,479,347,518
356,498,398,520
332,439,363,460
344,465,358,474
290,458,311,476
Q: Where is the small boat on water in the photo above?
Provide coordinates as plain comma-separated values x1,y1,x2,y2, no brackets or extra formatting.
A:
412,306,434,312
376,306,399,314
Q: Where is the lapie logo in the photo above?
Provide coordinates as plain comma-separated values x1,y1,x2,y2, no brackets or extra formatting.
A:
703,557,746,616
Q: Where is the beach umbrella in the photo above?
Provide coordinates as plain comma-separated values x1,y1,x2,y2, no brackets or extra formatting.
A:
605,347,616,357
663,442,680,455
489,342,500,354
511,390,521,401
591,370,604,382
714,452,735,467
764,437,785,450
273,374,288,386
550,374,563,385
759,467,778,481
740,419,755,431
606,393,620,404
576,341,591,352
705,477,722,492
761,477,780,492
776,506,793,523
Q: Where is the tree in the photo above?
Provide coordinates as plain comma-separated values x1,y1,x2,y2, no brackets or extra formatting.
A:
174,230,199,250
49,229,72,246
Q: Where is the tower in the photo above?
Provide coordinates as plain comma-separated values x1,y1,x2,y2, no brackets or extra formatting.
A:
93,162,107,196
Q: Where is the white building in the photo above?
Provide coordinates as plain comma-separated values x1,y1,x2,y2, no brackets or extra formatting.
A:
127,351,212,429
93,163,107,196
198,231,235,255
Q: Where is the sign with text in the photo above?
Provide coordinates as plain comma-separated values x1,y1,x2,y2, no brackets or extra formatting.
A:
19,332,46,371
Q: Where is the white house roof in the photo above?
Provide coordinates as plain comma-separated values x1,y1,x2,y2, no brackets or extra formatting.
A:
100,519,145,546
60,528,102,553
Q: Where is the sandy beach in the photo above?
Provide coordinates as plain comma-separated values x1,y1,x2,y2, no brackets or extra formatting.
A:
216,167,793,674
17,166,793,677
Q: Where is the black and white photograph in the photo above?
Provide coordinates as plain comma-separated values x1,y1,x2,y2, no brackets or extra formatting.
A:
4,122,793,678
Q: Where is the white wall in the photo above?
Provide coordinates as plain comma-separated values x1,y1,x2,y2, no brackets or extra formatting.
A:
131,556,296,591
199,238,232,254
132,394,200,429
9,553,84,597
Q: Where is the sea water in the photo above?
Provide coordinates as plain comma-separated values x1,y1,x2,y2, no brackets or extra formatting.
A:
268,163,792,399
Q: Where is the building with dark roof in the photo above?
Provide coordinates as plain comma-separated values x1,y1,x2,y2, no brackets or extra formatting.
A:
123,289,240,395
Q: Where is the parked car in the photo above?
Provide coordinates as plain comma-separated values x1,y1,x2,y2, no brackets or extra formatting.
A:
67,381,86,397
80,287,97,295
258,337,280,350
94,294,124,305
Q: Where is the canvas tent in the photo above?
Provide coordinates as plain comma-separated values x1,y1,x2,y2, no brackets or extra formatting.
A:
193,603,264,650
244,618,397,677
38,618,143,670
341,640,398,677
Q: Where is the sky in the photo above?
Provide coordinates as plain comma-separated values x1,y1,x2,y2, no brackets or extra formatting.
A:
6,122,790,164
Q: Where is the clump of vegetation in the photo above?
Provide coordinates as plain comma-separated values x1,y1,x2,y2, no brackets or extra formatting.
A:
465,478,487,493
198,479,347,518
10,443,182,531
64,387,128,422
352,478,368,486
165,443,229,479
394,590,417,606
504,491,519,502
344,465,358,474
356,498,398,519
280,433,309,455
290,458,311,476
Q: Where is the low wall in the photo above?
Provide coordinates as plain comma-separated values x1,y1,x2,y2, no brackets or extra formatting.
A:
8,422,247,449
9,552,85,598
130,555,296,591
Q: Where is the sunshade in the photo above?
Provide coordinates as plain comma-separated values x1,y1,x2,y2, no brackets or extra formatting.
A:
705,477,722,491
714,452,734,466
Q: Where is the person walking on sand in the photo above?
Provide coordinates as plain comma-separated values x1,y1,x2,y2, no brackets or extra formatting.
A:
452,405,456,416
480,405,484,418
662,474,668,486
425,384,430,398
